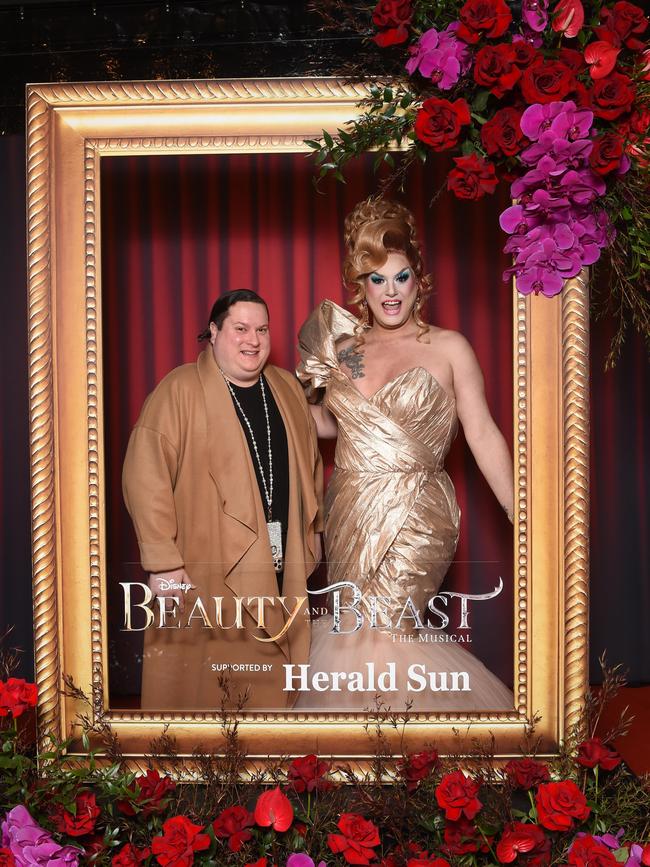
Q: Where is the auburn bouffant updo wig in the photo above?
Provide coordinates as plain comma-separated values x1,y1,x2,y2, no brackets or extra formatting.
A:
342,197,432,340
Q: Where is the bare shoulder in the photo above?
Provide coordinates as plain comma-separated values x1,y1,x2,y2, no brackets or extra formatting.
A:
426,327,475,362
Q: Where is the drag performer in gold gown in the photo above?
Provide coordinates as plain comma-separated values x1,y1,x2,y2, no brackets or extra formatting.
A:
295,198,514,711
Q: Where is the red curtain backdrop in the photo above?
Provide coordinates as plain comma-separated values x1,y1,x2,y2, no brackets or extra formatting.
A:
100,152,515,695
0,135,647,691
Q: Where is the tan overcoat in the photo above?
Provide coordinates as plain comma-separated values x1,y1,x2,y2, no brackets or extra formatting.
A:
122,348,323,710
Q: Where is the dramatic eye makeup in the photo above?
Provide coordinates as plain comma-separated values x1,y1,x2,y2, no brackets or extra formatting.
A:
368,268,411,286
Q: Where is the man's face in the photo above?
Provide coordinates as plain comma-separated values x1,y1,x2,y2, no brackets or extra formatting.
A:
211,301,271,386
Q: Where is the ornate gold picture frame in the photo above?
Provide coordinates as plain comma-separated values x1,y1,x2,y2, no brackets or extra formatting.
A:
26,78,589,771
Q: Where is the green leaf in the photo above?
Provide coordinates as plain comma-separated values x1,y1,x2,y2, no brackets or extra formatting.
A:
384,152,395,167
471,112,487,125
384,104,396,118
400,93,413,109
383,87,394,102
323,130,334,149
472,89,490,112
303,139,321,150
461,140,478,155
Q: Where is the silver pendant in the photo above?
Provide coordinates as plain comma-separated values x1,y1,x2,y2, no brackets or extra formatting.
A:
267,520,283,572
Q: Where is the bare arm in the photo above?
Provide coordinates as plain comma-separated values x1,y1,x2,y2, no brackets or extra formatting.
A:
448,335,514,522
309,402,338,440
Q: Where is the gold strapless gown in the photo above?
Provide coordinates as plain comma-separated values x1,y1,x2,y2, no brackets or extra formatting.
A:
295,300,513,712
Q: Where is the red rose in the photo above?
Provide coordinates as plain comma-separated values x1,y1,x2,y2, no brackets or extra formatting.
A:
328,813,381,865
288,754,332,793
0,848,16,867
619,106,650,165
552,0,585,38
512,42,538,68
245,860,270,867
443,818,491,856
573,81,592,108
520,59,576,104
373,0,412,47
576,736,623,768
112,844,151,867
457,0,513,43
254,787,294,833
447,154,498,200
435,771,482,821
118,769,176,817
481,107,527,157
589,134,627,175
595,1,648,50
474,44,521,96
496,823,550,865
415,97,471,151
569,836,619,867
212,805,255,852
151,816,210,867
504,758,550,789
0,678,38,718
559,47,587,71
619,105,650,144
399,749,439,791
52,791,101,837
535,780,590,832
590,71,636,120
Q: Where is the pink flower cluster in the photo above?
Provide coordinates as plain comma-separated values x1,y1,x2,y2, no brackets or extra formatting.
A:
1,806,81,867
500,100,619,296
406,23,472,89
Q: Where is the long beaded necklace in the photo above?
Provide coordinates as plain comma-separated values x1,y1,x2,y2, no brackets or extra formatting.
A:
220,370,283,572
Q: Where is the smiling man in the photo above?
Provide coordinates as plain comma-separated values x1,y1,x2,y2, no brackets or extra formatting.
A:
122,289,323,710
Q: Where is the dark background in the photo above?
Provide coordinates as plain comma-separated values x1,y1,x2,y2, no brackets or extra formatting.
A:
0,0,648,687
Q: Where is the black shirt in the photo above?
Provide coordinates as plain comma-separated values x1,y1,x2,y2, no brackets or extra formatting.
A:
228,374,290,541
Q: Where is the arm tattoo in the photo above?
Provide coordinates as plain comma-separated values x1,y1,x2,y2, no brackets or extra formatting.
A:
338,346,365,379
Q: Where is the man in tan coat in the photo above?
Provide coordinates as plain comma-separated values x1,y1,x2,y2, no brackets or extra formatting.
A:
122,290,323,711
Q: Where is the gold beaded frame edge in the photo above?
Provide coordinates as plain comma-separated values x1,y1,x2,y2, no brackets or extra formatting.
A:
26,78,589,771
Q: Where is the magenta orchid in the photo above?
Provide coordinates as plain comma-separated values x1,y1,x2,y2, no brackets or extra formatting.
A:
523,0,551,32
406,23,471,88
1,806,82,867
286,856,327,867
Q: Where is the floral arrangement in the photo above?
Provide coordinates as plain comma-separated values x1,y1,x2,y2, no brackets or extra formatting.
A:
308,0,649,363
2,666,650,867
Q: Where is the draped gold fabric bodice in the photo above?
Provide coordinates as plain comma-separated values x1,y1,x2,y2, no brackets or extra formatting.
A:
298,300,460,614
